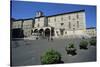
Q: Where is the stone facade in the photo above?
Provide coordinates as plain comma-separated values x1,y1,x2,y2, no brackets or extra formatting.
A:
33,10,86,38
11,18,33,37
86,27,96,38
22,19,33,37
12,20,22,29
11,10,96,38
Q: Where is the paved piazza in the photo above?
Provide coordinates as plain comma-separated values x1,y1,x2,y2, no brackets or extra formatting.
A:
11,38,96,66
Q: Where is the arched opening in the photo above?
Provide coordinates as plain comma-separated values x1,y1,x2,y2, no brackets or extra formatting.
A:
51,28,54,36
31,30,34,34
39,29,44,36
34,29,38,33
12,28,24,38
45,28,50,37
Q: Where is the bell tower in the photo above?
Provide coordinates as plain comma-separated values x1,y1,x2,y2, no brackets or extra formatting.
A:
36,11,44,17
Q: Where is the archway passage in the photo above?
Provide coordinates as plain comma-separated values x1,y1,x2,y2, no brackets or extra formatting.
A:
34,29,38,33
39,29,44,36
45,28,50,37
51,28,54,36
12,28,24,38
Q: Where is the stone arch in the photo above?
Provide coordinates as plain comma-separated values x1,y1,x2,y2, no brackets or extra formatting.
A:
34,29,38,33
39,29,44,36
31,30,33,35
51,28,54,36
45,28,50,37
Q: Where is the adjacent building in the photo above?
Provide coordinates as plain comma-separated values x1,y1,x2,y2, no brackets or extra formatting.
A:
11,18,34,38
86,27,96,38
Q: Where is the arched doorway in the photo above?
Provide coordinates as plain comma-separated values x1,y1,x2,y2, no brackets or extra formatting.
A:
12,28,24,38
39,29,44,36
45,28,50,37
51,28,54,36
31,30,33,34
34,29,38,33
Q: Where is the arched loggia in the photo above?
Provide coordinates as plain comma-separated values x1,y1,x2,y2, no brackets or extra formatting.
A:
34,29,38,33
45,28,50,37
39,29,44,36
51,28,54,36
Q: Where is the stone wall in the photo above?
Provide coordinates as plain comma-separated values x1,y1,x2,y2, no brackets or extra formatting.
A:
23,19,33,37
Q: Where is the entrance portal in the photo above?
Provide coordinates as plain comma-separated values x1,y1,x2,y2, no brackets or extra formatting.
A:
39,29,44,38
51,28,54,36
12,28,24,38
34,29,38,33
45,28,50,37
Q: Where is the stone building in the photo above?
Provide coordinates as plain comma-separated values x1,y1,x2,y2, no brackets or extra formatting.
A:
11,18,34,38
33,10,86,38
11,10,96,39
11,20,23,38
86,27,96,38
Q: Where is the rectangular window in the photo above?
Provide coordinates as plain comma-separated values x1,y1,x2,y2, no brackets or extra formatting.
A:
65,32,67,34
38,18,40,21
77,21,79,28
48,19,50,22
61,23,64,26
38,24,39,27
69,22,71,29
73,28,75,33
77,14,79,19
54,18,56,22
61,17,63,21
69,16,71,20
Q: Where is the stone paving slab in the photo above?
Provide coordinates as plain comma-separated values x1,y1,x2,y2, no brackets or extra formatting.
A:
11,38,96,66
